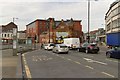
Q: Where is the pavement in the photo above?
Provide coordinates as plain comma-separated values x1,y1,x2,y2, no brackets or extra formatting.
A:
1,45,39,79
2,49,18,78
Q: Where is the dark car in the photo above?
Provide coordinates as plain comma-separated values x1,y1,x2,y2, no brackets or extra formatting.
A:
106,46,120,59
78,42,99,53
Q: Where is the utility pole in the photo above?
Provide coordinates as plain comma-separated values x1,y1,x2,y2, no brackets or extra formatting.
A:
48,20,50,43
13,17,18,56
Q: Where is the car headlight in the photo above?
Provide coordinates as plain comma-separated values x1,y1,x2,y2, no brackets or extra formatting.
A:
58,49,62,51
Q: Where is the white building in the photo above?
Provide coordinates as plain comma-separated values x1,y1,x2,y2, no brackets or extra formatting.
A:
105,0,120,33
17,31,26,44
0,22,18,44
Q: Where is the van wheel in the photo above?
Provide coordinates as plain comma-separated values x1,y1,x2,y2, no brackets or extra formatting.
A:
56,50,59,54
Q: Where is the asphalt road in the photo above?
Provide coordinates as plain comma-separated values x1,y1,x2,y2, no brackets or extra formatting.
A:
23,48,119,78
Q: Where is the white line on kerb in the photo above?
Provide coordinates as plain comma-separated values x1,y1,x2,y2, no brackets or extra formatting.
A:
101,72,115,78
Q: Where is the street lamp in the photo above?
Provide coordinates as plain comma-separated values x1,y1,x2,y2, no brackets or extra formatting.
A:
87,0,98,43
13,17,18,23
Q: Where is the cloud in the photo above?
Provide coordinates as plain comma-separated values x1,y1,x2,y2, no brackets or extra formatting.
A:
0,0,116,32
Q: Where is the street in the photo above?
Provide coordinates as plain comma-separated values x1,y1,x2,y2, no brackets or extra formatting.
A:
23,47,119,78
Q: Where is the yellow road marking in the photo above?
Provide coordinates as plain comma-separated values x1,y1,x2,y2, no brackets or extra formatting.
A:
25,65,32,78
23,54,32,78
101,72,115,78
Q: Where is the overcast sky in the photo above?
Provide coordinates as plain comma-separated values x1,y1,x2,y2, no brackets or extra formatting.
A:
0,0,115,32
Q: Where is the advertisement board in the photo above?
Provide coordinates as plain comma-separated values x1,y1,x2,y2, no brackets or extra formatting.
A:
56,32,68,38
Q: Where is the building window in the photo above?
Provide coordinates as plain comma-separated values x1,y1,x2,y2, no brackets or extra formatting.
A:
11,34,13,37
118,18,120,27
107,23,111,31
8,34,9,37
118,6,120,14
5,34,6,37
2,34,3,37
112,19,118,29
112,8,118,16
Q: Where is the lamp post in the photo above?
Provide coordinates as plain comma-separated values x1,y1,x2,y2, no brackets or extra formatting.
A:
87,0,98,43
87,0,90,43
13,17,18,23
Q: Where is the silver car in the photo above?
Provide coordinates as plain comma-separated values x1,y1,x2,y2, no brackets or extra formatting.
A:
52,44,69,54
44,43,55,50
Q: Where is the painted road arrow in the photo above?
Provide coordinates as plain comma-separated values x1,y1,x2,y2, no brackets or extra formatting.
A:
83,58,107,65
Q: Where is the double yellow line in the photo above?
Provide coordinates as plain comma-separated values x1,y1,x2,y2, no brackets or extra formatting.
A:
23,54,32,78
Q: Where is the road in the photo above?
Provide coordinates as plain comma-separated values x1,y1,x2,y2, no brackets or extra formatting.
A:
22,48,119,78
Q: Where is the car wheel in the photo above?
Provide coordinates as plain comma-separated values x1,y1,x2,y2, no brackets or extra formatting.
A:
77,48,80,52
85,49,88,54
56,50,59,54
52,50,54,53
106,52,111,58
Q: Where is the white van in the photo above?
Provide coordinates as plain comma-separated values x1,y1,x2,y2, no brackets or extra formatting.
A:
63,38,80,49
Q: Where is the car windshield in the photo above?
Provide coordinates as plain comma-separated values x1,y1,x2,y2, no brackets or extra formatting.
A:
50,44,54,46
44,44,48,46
60,45,67,48
90,44,97,47
82,43,89,47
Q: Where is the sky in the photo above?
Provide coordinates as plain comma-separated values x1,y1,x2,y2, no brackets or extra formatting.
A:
0,0,115,32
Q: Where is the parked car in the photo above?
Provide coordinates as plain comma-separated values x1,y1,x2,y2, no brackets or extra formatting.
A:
106,46,120,59
52,44,69,54
44,43,55,50
78,42,99,53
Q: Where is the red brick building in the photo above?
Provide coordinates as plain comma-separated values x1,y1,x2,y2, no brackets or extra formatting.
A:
26,19,47,43
26,18,83,44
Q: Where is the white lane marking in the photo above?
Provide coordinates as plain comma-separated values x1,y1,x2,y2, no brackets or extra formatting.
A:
83,58,107,65
101,72,115,78
76,52,94,57
85,65,94,70
74,61,81,64
60,56,65,59
56,54,59,56
106,59,118,63
67,58,72,61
